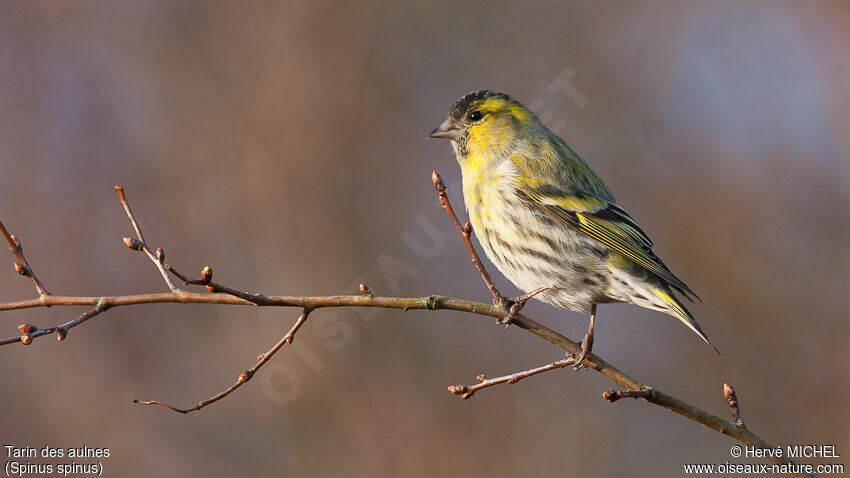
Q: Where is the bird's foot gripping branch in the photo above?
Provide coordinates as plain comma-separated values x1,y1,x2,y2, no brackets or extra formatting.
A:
0,176,816,477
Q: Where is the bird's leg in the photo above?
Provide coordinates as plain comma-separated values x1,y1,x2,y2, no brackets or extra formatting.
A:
572,304,597,370
499,287,548,328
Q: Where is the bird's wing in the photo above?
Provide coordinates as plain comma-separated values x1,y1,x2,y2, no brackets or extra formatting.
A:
515,186,700,302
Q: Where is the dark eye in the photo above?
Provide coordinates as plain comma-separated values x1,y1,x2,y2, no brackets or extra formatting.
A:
468,110,484,122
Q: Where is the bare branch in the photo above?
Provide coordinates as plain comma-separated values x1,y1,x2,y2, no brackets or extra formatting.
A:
432,172,546,329
602,388,655,403
165,264,264,303
135,308,311,414
0,220,49,297
114,185,180,293
0,297,110,346
448,356,576,399
432,172,503,306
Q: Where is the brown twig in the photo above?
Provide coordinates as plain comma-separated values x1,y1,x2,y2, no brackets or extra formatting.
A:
0,220,49,297
0,183,816,476
432,172,546,328
602,388,655,403
0,298,109,346
503,286,548,330
115,185,180,293
448,356,575,399
432,172,503,305
165,264,265,304
135,308,311,414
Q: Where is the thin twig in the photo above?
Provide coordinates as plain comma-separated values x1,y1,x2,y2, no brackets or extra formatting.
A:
165,264,265,303
0,220,49,297
602,388,655,403
432,172,503,305
432,172,545,328
0,298,109,345
114,185,180,293
448,356,576,399
504,286,548,329
135,309,311,414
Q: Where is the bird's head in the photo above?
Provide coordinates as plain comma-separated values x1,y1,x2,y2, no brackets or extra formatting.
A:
429,90,538,163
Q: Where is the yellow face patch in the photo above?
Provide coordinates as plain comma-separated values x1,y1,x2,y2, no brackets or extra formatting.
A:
459,94,537,173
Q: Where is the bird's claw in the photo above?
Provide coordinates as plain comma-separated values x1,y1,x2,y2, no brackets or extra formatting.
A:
565,353,587,371
571,351,589,371
572,304,596,370
497,302,522,325
498,287,549,325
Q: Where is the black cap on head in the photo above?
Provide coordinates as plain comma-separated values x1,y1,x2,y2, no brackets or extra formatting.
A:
448,90,511,120
429,90,515,141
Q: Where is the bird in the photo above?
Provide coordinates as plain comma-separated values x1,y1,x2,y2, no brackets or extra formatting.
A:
428,90,718,367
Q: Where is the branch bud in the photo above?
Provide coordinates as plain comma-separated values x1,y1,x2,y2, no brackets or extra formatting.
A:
156,247,165,263
56,328,67,341
463,222,472,235
723,382,737,406
602,389,621,402
432,171,446,193
205,285,215,293
20,334,33,345
9,234,21,250
14,263,28,275
476,374,486,383
123,237,144,251
200,266,213,284
447,384,467,395
724,382,741,423
17,323,37,334
358,283,372,297
238,371,252,383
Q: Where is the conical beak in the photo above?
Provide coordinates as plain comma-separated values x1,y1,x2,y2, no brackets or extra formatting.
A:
428,117,462,141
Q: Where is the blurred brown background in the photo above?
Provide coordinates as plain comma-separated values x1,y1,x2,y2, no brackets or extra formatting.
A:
1,1,848,477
